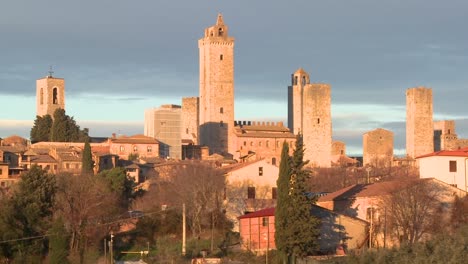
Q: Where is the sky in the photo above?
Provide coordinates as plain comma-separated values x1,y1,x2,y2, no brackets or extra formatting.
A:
1,0,468,155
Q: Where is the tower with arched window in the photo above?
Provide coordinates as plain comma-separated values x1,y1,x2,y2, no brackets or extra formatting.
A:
198,14,235,155
288,68,332,167
36,72,65,117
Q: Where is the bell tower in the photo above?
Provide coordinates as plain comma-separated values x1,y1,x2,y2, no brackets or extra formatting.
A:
198,14,235,155
36,69,65,117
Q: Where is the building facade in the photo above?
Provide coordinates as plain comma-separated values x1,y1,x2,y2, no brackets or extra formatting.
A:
198,14,235,156
363,128,394,167
144,105,182,159
36,73,65,117
181,97,200,145
288,68,332,167
406,87,433,159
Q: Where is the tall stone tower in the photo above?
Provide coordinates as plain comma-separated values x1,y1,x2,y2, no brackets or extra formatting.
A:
363,128,394,167
36,72,65,117
199,14,235,155
288,68,332,167
406,87,433,158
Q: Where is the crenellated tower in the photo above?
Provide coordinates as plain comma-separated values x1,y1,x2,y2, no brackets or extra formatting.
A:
198,14,235,155
36,71,65,117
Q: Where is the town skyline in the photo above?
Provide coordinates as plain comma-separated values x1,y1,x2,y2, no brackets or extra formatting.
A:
1,0,468,155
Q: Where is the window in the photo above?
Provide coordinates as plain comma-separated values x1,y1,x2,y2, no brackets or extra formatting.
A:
220,107,223,113
66,163,70,169
120,146,125,152
220,121,224,127
294,76,298,85
40,88,44,105
53,88,58,104
247,187,256,199
259,141,262,147
218,27,223,36
259,167,263,176
266,140,270,148
220,54,223,60
133,146,138,152
272,157,276,166
0,169,2,175
250,141,253,147
103,158,108,165
147,146,152,153
272,187,277,199
302,76,306,86
186,128,189,134
449,160,457,172
262,217,269,227
243,141,247,146
317,118,320,124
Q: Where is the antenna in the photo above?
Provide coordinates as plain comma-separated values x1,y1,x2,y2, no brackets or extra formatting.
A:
48,65,54,78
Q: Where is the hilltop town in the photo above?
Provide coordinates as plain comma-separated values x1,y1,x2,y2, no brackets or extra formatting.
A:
1,14,467,264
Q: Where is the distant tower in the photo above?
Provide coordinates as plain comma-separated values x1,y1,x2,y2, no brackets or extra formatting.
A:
433,120,458,151
198,14,235,155
36,69,65,117
363,128,394,167
288,68,332,167
406,87,433,158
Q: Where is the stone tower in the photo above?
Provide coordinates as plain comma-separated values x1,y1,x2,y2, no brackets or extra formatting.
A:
406,87,433,158
434,120,458,151
363,128,394,167
199,14,235,155
36,72,65,117
288,68,332,167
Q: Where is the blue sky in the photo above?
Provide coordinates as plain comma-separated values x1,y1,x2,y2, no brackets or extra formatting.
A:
1,0,468,155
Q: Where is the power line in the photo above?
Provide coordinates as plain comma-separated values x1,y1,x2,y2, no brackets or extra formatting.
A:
0,234,49,244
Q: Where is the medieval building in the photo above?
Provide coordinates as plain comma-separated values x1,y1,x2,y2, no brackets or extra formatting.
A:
198,14,236,156
363,128,394,167
36,72,65,117
406,87,434,159
287,68,332,167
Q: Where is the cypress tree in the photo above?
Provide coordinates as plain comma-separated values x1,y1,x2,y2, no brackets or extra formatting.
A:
81,139,94,175
48,217,70,264
30,114,53,143
287,133,320,261
275,141,291,263
50,109,69,142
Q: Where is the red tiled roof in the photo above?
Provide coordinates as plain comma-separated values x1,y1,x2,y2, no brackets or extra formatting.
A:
416,148,468,159
238,207,275,219
318,179,427,202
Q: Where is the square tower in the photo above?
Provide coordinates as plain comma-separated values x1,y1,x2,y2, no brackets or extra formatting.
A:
406,87,433,158
363,128,394,167
198,14,235,155
36,74,65,117
288,68,332,167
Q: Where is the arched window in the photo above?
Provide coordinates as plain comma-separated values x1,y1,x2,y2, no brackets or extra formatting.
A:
220,107,224,114
294,76,298,85
52,88,58,104
302,76,306,85
266,140,270,148
218,27,223,36
220,54,223,61
272,157,277,166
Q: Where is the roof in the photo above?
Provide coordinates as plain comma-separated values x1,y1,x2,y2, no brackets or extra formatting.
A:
111,134,159,144
318,179,427,202
222,159,269,173
30,154,57,163
416,147,468,159
238,207,275,219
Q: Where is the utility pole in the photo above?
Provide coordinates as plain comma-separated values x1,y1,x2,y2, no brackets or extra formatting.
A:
182,203,186,256
110,233,114,264
104,238,107,264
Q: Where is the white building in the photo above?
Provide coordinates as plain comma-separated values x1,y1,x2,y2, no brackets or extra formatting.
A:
416,148,468,192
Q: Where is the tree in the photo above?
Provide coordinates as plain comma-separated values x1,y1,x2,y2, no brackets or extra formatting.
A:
98,167,138,208
379,180,443,245
81,139,94,175
275,141,291,263
284,134,320,262
30,114,53,143
47,108,89,142
48,217,70,264
0,165,56,260
54,173,119,262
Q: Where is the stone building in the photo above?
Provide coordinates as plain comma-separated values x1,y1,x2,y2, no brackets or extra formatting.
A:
406,87,433,159
288,68,332,167
181,97,199,145
36,72,65,117
233,121,295,166
433,120,468,151
199,14,235,156
363,128,394,167
144,105,182,159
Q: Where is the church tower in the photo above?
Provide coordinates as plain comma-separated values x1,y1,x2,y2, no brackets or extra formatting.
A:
36,71,65,117
288,68,332,167
198,14,235,155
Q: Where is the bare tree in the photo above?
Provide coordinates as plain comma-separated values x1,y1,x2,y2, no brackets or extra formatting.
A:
379,180,443,245
54,173,119,260
166,162,225,238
